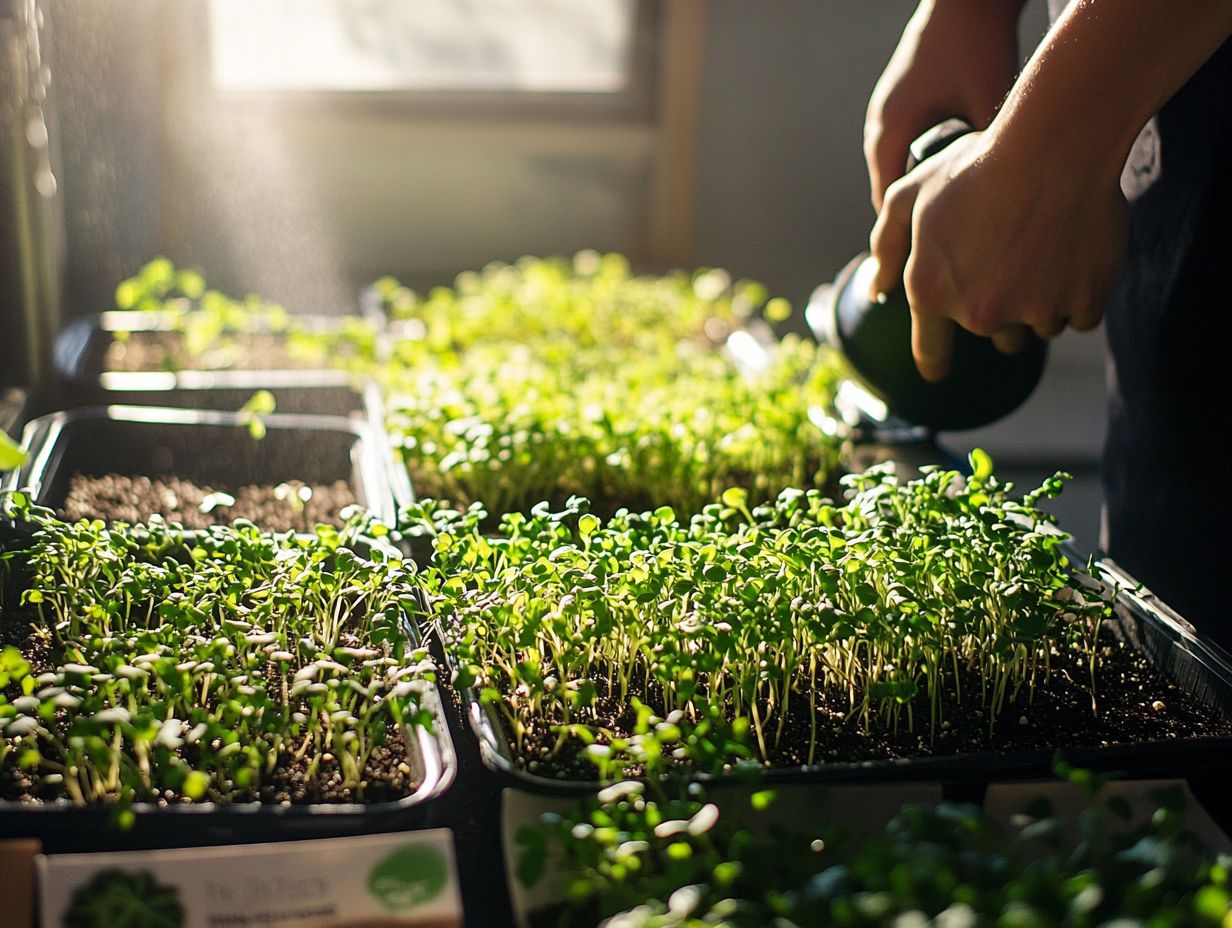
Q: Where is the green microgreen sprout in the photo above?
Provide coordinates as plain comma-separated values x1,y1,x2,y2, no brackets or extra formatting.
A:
376,253,845,520
114,257,206,313
0,491,436,807
274,481,313,516
108,259,380,374
237,389,276,441
408,452,1113,782
518,772,1232,928
1,431,27,471
197,492,237,515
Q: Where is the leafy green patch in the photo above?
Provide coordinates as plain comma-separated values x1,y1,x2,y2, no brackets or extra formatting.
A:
378,253,844,517
64,868,184,928
408,454,1111,779
386,336,839,519
375,252,767,358
111,254,847,515
109,259,380,373
0,494,434,806
520,777,1231,927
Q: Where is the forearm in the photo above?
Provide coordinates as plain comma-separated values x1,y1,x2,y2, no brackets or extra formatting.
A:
899,0,1029,71
907,0,1029,28
990,0,1232,185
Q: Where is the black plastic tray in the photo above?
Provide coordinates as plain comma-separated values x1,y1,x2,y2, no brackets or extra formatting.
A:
363,386,417,515
0,529,457,852
3,405,398,528
54,313,373,418
431,559,1232,798
76,371,366,418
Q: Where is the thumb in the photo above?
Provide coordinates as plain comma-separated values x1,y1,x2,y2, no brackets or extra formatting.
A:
868,178,918,300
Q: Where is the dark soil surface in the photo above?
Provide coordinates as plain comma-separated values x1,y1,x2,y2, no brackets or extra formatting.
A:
62,473,358,533
477,625,1232,781
1,728,419,807
104,332,324,372
0,612,421,807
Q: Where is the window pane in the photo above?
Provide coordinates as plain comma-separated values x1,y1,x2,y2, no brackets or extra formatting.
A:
209,0,638,93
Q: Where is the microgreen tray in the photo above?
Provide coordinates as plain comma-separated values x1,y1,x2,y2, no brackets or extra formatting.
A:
0,527,457,852
3,405,398,529
68,371,367,419
54,313,373,418
432,560,1232,798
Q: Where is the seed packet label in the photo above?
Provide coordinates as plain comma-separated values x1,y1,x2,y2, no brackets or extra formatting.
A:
983,778,1232,853
37,829,462,928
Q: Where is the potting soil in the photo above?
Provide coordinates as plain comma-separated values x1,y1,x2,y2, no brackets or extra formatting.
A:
63,473,358,534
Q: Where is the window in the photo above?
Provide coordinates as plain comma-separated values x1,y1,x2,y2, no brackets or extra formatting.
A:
209,0,640,96
154,0,700,302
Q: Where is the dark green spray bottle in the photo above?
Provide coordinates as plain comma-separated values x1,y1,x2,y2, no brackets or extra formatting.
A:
811,120,1048,431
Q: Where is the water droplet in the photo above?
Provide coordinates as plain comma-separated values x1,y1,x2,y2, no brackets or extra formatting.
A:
35,165,58,198
25,117,48,149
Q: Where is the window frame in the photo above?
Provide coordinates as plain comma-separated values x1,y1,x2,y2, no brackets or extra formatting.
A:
178,0,661,124
156,0,703,273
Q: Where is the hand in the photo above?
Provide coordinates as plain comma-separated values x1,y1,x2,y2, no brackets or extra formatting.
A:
868,128,1128,381
865,0,1024,210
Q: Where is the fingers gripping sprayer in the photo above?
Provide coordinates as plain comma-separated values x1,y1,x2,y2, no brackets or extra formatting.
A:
809,119,1048,431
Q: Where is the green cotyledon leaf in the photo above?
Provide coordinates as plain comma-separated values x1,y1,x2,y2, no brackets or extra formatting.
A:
0,431,26,470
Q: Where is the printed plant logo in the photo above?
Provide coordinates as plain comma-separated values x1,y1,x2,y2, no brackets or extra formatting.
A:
367,845,448,911
63,868,185,928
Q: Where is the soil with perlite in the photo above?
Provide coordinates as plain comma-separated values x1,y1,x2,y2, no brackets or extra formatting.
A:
465,624,1232,782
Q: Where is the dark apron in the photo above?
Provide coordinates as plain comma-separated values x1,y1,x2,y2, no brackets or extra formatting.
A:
1102,37,1232,652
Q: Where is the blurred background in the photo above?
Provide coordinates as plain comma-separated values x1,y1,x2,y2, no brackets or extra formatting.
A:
2,0,1104,548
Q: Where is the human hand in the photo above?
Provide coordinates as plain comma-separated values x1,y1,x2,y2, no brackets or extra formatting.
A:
865,0,1024,210
868,129,1128,381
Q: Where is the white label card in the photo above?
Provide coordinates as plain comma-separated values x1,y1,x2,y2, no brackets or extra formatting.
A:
37,829,463,928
